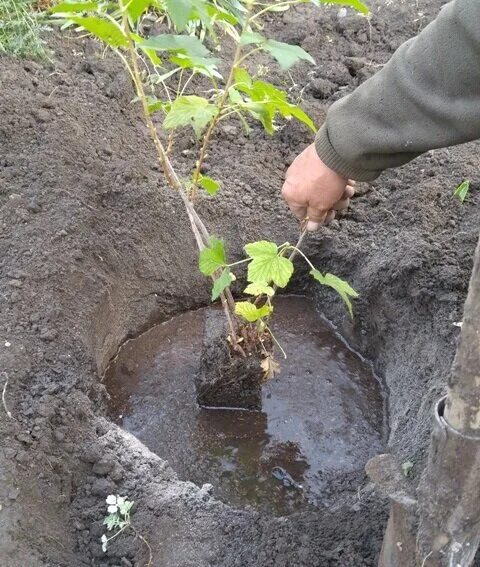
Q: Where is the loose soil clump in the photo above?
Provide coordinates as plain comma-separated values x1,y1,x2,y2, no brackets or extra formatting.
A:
196,311,264,410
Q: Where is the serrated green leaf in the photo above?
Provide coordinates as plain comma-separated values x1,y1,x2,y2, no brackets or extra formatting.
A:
453,180,470,203
103,514,118,531
141,46,162,66
310,269,358,317
228,87,243,104
51,1,98,13
264,39,315,70
199,238,227,276
69,16,128,47
212,268,233,300
145,95,169,114
239,30,265,45
244,282,275,297
198,174,221,196
244,240,279,259
206,3,238,25
137,34,210,58
287,104,316,132
170,54,220,77
234,67,252,88
401,460,414,477
248,255,294,287
164,95,217,137
127,0,153,23
245,241,293,288
236,78,315,133
164,0,195,30
235,301,273,322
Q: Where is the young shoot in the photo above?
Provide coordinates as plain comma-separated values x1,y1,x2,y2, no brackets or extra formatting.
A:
51,0,366,378
101,495,152,564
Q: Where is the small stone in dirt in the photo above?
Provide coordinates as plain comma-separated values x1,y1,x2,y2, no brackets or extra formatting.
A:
344,56,368,76
33,109,51,123
91,477,115,496
39,329,58,342
195,311,263,411
309,78,336,99
8,488,19,501
4,448,16,459
92,457,114,476
16,432,33,445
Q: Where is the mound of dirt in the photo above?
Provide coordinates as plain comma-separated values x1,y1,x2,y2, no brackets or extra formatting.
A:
1,1,479,566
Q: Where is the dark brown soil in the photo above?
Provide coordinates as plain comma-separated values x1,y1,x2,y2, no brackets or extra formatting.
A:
195,311,264,410
1,1,479,566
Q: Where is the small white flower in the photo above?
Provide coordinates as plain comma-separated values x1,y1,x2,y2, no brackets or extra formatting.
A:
101,534,107,543
116,496,125,506
105,495,117,505
107,505,118,514
4,341,11,347
102,542,107,553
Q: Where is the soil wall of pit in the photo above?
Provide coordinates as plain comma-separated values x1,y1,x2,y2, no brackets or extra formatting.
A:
1,1,479,565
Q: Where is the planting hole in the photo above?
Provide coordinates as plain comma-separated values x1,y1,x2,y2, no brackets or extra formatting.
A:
105,296,386,515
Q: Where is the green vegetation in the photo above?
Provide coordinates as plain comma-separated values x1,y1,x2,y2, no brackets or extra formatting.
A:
51,0,366,375
453,179,471,203
101,495,152,563
0,0,47,58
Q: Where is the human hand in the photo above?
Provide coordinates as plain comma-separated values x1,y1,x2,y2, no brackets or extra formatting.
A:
282,143,355,231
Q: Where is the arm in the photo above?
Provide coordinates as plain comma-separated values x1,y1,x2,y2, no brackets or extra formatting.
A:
316,0,480,181
283,0,480,229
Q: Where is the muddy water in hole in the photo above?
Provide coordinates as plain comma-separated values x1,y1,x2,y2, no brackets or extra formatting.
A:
105,296,386,515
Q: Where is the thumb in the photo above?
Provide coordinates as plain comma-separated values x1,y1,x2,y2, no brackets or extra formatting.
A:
305,206,328,231
306,210,336,232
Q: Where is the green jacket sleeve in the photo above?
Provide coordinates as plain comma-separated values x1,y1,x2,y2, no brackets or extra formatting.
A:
315,0,480,181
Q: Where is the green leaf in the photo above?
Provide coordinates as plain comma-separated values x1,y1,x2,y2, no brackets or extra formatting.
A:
228,87,243,104
199,237,227,276
234,301,273,322
238,33,314,70
244,240,278,259
315,0,369,15
146,96,169,114
211,268,233,300
245,241,294,288
163,0,211,30
164,95,217,137
239,30,265,45
137,34,211,58
164,0,195,30
69,16,128,47
169,54,220,78
51,1,98,13
310,269,358,317
244,282,275,297
127,0,154,23
402,460,414,477
103,514,119,531
198,174,221,196
236,78,315,133
453,179,470,203
264,39,315,70
234,67,252,88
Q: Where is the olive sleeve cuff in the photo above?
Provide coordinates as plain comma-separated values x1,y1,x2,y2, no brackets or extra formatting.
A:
314,124,381,182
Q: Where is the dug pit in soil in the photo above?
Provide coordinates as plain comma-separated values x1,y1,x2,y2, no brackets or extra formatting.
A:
195,310,265,411
105,296,386,515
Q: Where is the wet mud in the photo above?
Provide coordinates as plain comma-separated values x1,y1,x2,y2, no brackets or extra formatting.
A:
105,296,386,515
